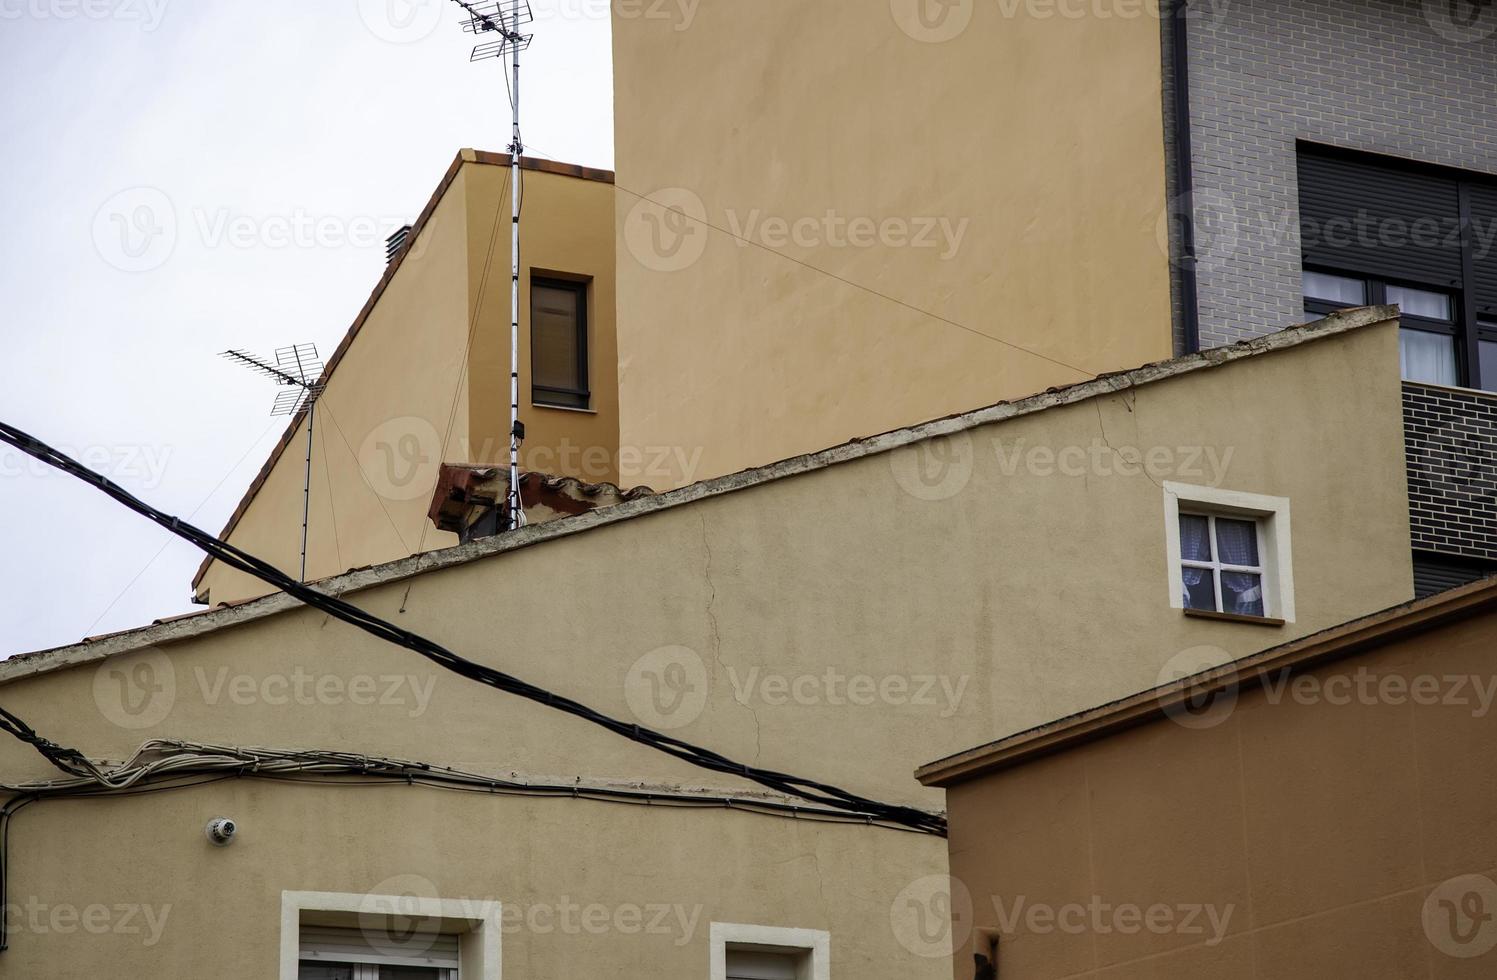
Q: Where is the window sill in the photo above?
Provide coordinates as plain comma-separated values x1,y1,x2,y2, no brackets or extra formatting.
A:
1183,608,1285,627
532,402,597,415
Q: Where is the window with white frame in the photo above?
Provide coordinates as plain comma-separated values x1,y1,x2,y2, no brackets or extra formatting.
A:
281,892,501,980
1163,483,1295,623
711,923,829,980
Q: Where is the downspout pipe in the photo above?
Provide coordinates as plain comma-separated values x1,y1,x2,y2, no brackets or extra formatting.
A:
1170,0,1202,354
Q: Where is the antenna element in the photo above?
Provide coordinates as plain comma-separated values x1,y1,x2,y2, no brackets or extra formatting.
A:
221,345,325,582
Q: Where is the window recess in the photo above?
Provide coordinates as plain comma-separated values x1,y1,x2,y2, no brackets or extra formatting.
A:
530,276,591,410
1297,144,1497,392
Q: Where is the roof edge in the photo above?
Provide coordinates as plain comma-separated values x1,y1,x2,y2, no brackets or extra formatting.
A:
915,574,1497,788
13,306,1395,683
191,150,611,594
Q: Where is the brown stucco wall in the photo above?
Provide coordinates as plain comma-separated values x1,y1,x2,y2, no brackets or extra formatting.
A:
939,607,1497,978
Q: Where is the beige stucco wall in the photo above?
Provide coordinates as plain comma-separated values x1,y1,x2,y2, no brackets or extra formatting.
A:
0,317,1413,976
612,0,1174,487
465,159,622,490
938,609,1497,978
0,779,941,978
198,156,620,607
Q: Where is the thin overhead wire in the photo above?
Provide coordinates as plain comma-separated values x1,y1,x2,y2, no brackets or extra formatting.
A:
0,419,946,837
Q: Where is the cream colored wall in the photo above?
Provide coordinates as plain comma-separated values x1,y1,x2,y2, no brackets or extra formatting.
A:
199,157,620,607
464,161,622,488
198,168,475,607
27,322,1411,799
0,320,1413,976
612,0,1174,487
0,781,942,978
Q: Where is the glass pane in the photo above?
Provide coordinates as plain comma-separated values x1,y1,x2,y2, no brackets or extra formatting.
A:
1182,567,1217,612
1302,271,1366,306
1480,337,1497,393
1178,514,1211,562
381,968,445,979
532,284,582,393
1222,572,1265,617
1400,329,1458,386
299,966,356,980
1386,285,1453,322
1214,518,1260,567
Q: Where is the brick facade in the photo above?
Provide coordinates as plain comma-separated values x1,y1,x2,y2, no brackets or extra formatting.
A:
1179,0,1497,350
1404,382,1497,561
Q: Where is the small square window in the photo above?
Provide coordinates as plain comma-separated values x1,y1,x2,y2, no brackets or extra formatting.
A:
1165,483,1294,624
1179,514,1266,618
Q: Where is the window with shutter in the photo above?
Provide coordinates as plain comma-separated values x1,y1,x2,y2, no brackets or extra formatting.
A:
298,925,459,980
710,924,828,980
1296,144,1497,391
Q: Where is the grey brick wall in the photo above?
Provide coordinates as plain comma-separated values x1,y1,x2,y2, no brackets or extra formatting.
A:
1405,382,1497,560
1182,0,1497,349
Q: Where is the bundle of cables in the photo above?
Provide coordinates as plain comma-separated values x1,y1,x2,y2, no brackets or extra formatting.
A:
0,420,946,837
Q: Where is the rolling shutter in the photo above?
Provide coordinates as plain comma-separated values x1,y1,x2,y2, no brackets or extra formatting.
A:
1413,552,1496,599
727,950,801,980
299,925,460,970
1468,183,1497,318
1297,147,1463,289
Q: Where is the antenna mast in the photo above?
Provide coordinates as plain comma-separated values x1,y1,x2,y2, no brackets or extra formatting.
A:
453,0,533,530
221,345,325,582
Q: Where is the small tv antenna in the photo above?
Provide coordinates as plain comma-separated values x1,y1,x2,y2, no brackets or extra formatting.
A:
451,0,533,529
221,345,325,582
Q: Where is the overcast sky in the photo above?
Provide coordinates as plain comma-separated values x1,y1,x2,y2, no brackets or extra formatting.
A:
0,0,614,657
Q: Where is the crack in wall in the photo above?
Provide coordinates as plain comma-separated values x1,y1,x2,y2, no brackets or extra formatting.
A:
699,512,762,762
1093,380,1164,490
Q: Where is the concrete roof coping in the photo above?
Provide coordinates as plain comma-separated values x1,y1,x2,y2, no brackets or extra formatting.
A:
4,305,1397,684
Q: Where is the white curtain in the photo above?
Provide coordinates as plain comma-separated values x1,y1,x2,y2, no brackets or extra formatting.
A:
1179,516,1210,604
1401,329,1457,386
1216,520,1263,616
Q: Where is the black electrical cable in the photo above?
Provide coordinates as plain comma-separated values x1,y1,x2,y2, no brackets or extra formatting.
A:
0,420,946,836
0,706,95,779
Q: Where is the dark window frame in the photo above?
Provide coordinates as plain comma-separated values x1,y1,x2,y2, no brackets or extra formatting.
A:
1303,269,1469,385
1297,144,1497,391
529,275,591,410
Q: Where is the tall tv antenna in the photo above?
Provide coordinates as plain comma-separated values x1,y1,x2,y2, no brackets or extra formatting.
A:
452,0,533,529
221,345,325,582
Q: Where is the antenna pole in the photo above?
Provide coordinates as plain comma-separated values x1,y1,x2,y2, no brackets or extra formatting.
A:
506,9,526,530
450,0,533,529
301,402,314,583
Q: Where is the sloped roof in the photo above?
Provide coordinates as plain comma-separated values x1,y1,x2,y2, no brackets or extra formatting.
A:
191,150,615,596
